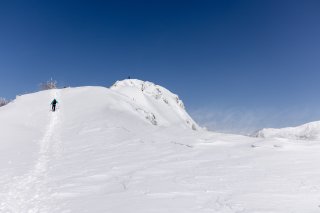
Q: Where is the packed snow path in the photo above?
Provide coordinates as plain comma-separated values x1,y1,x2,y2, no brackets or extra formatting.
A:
0,90,60,212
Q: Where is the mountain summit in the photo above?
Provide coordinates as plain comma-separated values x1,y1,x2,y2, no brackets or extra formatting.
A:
110,79,198,130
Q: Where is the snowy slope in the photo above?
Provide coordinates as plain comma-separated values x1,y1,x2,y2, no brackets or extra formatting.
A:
1,79,320,212
110,79,198,130
255,120,320,140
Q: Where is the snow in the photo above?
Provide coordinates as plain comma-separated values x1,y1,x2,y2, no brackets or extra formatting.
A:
1,79,320,212
255,120,320,140
110,79,198,130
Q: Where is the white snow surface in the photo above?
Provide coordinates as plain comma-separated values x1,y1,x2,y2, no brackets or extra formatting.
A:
255,120,320,140
110,79,198,130
1,79,320,212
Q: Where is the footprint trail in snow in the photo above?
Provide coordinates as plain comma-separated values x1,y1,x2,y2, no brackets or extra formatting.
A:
0,90,60,213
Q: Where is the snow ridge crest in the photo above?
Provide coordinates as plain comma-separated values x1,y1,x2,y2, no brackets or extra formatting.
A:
111,79,185,109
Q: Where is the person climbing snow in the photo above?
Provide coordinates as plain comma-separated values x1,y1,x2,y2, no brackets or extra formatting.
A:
51,98,58,111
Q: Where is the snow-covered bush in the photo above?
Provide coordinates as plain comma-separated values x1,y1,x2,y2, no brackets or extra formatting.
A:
40,79,57,90
0,98,9,107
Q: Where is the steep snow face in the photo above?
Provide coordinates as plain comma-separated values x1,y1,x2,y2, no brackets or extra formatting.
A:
111,79,198,130
255,121,320,140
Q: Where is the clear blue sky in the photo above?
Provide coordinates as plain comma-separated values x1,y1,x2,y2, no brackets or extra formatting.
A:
1,0,320,133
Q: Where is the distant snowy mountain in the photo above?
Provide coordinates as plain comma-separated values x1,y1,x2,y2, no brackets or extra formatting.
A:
1,79,320,212
255,121,320,140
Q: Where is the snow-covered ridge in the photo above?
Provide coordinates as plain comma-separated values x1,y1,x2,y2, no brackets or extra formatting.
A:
111,79,198,130
255,120,320,140
0,79,198,131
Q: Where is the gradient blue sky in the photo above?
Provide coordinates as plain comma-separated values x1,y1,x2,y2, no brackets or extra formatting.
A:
1,0,320,133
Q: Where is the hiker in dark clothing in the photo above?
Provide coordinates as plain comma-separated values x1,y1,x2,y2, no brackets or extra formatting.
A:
51,99,58,111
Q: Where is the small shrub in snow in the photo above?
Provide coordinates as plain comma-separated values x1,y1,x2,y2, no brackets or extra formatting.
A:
0,98,9,107
40,79,57,90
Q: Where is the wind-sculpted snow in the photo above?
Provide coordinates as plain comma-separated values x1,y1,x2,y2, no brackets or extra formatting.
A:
1,80,320,212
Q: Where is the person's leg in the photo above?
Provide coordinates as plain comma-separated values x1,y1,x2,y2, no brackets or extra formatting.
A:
53,104,56,111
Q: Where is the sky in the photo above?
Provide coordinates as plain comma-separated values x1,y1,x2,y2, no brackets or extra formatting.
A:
1,0,320,134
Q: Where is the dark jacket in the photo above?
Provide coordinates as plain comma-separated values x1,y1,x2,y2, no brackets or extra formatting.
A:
51,99,58,105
